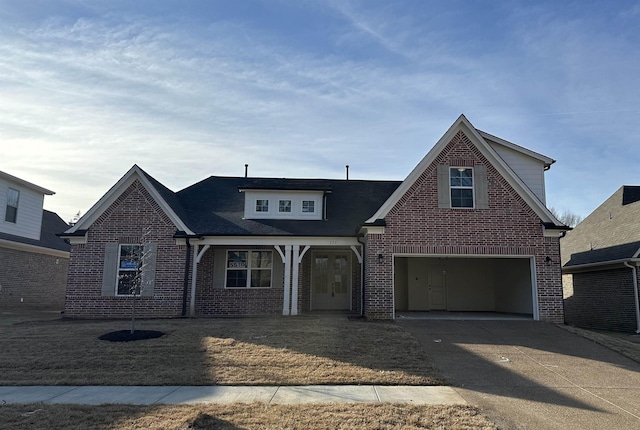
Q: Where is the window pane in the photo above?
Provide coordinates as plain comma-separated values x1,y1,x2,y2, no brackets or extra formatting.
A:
227,251,247,268
302,200,315,213
4,205,17,223
117,271,139,295
7,188,19,206
226,270,247,287
251,251,272,268
256,200,269,212
251,270,271,288
460,169,473,186
451,189,474,208
279,200,291,213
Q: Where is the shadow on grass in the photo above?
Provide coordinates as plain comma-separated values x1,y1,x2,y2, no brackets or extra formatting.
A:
0,312,440,386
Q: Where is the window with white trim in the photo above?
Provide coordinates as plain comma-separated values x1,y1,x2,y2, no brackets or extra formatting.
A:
256,199,269,212
5,188,19,223
450,167,474,208
116,244,143,295
302,200,315,213
279,199,292,213
226,250,273,288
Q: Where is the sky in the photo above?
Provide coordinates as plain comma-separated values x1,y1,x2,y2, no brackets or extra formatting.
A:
1,0,639,224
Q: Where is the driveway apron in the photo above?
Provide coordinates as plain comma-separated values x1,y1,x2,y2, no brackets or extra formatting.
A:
400,320,640,430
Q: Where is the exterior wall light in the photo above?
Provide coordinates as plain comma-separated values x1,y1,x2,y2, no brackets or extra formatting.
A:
377,254,384,264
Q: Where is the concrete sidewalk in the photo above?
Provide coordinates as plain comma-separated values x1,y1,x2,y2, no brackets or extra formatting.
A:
0,385,466,406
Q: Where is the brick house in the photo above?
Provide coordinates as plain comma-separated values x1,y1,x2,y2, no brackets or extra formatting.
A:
61,115,568,321
562,186,640,333
0,170,70,309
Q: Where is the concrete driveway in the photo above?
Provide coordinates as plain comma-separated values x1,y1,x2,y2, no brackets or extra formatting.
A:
400,319,640,430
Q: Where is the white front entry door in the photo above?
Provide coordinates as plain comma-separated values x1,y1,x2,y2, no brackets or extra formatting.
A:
312,252,351,310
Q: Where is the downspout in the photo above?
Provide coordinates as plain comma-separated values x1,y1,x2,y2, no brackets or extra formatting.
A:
623,261,640,334
357,234,366,316
181,238,192,317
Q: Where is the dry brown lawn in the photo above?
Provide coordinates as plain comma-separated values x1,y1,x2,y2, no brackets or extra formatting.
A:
0,313,442,386
0,403,497,430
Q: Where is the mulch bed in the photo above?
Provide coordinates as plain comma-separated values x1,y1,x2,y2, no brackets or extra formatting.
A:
98,330,165,342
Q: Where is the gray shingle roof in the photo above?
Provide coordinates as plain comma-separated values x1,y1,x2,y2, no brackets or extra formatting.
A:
0,210,70,252
173,177,401,236
622,186,640,206
564,240,640,267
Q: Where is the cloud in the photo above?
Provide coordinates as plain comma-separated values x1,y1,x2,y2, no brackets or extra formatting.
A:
0,1,637,221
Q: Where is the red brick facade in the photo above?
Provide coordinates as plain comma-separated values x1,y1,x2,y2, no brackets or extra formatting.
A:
64,180,188,318
563,269,640,333
364,131,564,322
0,247,69,309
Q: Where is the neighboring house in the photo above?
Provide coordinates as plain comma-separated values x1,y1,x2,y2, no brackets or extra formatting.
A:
0,171,70,309
562,186,640,333
60,115,568,321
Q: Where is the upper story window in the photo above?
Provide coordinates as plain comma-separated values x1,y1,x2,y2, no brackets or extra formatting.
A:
255,199,269,212
5,188,19,223
279,199,292,213
116,244,143,295
450,168,474,208
243,190,323,220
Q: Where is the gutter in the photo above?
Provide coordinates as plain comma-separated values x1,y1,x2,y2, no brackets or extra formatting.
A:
623,261,640,334
563,258,640,273
181,238,192,317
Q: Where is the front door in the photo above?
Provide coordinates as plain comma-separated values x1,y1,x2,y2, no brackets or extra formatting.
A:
312,252,351,310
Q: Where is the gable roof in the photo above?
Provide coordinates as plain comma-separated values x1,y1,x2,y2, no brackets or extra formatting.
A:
0,170,55,195
477,130,556,168
62,166,401,238
564,240,640,269
64,165,193,235
365,114,565,228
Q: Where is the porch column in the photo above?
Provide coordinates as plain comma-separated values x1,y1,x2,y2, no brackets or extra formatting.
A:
292,245,300,316
275,245,292,316
291,245,310,316
190,244,210,317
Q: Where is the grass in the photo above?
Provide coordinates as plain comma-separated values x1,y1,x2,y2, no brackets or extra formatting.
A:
559,325,640,364
0,403,497,430
0,313,442,386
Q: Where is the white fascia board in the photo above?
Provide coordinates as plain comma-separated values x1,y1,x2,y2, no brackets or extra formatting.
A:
176,236,361,247
0,238,70,258
0,170,55,195
477,131,555,167
65,165,193,235
365,114,564,227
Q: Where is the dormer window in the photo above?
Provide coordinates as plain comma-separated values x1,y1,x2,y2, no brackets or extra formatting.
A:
279,200,292,213
243,190,324,220
256,199,269,212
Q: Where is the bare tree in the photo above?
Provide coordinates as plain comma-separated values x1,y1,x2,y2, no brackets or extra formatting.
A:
549,207,583,228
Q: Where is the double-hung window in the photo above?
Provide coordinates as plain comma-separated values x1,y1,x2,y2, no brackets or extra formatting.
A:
116,245,143,295
226,250,273,288
5,188,19,223
450,168,474,208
